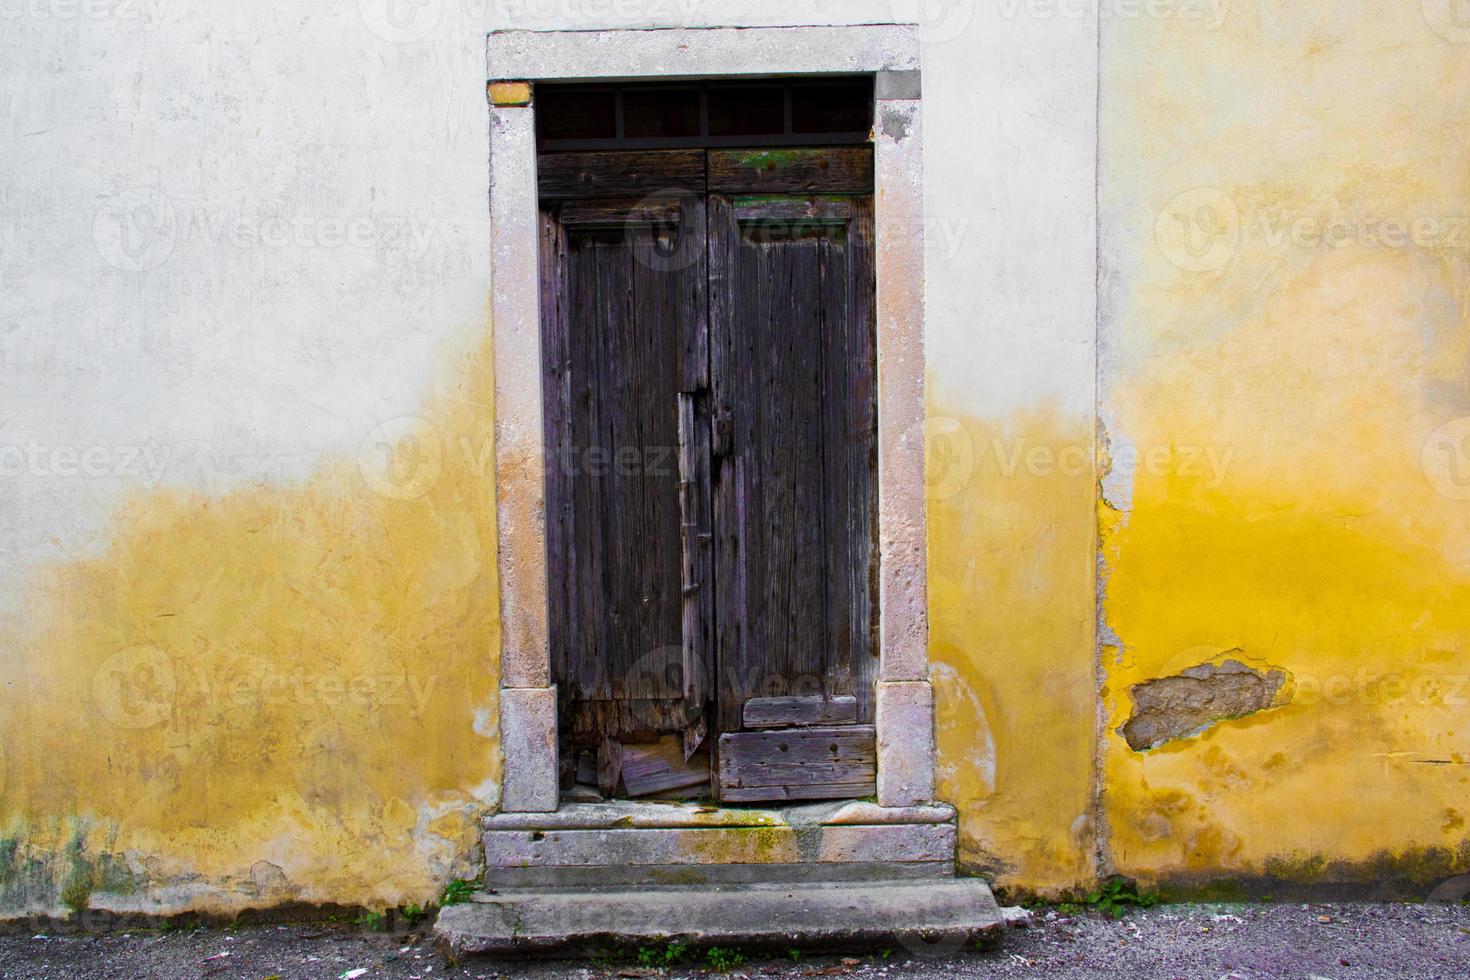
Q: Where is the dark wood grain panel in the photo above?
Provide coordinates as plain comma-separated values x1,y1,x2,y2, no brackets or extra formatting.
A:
743,695,858,729
731,196,854,224
557,199,682,227
708,148,873,194
538,150,707,199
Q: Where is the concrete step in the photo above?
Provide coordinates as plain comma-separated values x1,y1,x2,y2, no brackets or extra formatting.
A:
434,878,1003,960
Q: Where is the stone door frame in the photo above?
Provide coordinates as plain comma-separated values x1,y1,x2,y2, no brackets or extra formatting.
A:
487,23,933,812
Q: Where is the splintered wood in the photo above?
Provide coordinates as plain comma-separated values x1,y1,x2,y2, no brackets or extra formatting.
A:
574,735,711,801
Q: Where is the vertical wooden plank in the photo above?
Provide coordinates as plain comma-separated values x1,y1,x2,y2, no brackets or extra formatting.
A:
673,195,713,732
597,736,623,797
677,194,709,394
678,392,711,720
707,195,742,735
708,196,735,460
539,210,573,690
845,198,879,723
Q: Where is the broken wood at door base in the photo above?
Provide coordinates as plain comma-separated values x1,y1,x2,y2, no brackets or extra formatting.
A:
574,734,712,800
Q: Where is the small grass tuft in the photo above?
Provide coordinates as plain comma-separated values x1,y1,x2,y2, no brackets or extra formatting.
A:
439,878,476,907
355,910,387,931
1085,878,1160,919
705,945,745,972
636,940,688,968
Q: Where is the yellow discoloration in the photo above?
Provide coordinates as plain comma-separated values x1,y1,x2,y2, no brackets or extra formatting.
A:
927,407,1098,894
0,329,501,914
1100,3,1470,887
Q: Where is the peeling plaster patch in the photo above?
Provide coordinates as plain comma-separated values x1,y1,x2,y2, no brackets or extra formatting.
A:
473,707,496,738
1121,659,1287,751
878,105,912,141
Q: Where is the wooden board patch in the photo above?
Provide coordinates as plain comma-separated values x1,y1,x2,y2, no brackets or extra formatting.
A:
743,695,858,729
717,726,876,802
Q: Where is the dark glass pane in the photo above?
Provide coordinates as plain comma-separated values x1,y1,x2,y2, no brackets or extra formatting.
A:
708,85,785,137
791,80,872,135
623,86,702,138
537,88,617,141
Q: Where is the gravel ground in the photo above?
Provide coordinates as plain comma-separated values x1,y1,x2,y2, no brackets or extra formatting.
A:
1,903,1467,979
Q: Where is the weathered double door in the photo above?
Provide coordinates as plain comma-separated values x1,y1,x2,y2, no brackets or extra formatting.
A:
540,148,877,802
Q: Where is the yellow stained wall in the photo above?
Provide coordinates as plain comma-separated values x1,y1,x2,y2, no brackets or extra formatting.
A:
927,407,1099,894
6,2,1470,916
0,328,501,915
1099,3,1470,891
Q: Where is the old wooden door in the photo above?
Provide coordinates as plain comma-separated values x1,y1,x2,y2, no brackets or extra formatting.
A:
540,141,877,803
539,153,713,782
707,189,878,802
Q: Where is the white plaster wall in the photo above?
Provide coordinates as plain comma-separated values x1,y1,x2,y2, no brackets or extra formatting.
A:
0,0,1097,615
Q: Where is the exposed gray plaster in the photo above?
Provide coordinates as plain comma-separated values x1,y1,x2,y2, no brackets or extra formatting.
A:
1120,659,1288,751
876,70,922,101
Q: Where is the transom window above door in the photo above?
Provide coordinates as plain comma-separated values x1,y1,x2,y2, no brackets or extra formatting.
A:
535,76,874,151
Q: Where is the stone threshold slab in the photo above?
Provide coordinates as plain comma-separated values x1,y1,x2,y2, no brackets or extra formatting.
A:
482,799,955,832
435,879,1002,959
